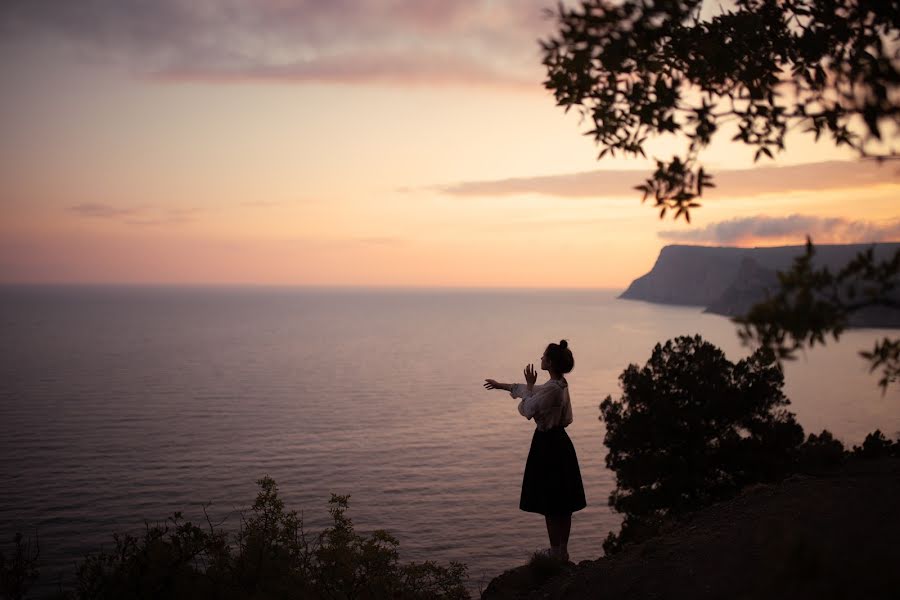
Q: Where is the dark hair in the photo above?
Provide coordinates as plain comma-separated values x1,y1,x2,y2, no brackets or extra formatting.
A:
545,339,574,374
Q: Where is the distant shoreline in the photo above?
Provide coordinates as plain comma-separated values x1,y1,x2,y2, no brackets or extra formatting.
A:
619,243,900,328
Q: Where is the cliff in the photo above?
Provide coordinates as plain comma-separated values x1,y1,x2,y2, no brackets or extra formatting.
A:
619,243,900,327
482,457,900,600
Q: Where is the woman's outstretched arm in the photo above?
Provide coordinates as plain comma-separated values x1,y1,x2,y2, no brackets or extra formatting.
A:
485,363,537,394
483,379,513,391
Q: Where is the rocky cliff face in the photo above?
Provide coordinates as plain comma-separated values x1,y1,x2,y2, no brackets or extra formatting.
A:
619,245,754,306
704,257,779,317
620,243,900,326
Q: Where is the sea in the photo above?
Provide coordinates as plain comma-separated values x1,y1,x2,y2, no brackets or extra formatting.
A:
1,285,898,594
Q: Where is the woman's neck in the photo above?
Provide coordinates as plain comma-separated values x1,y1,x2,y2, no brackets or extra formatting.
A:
548,371,562,380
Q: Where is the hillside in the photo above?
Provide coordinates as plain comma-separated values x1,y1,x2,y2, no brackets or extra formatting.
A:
482,457,900,600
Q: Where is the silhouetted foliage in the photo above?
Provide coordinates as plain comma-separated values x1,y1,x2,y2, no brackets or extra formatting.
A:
599,335,804,554
796,430,846,473
11,477,468,600
525,552,568,583
736,239,900,391
852,429,900,458
542,0,898,220
0,532,39,600
542,1,900,390
598,334,898,554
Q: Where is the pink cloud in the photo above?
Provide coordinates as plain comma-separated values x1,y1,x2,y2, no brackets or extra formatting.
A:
69,203,138,218
437,160,900,199
68,204,199,226
154,50,538,88
658,215,900,245
1,0,559,88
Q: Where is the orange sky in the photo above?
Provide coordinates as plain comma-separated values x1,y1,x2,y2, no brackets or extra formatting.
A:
1,1,898,288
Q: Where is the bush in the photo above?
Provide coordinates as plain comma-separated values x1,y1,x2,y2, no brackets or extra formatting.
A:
852,430,900,459
0,533,39,600
525,552,567,580
796,430,846,473
599,335,804,554
8,477,468,600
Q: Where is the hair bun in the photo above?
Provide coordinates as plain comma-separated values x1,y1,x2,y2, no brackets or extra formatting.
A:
559,339,568,349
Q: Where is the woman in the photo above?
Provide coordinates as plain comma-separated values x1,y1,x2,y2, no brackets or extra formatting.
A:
484,340,586,562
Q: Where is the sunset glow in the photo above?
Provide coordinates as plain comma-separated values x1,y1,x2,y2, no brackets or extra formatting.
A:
2,1,898,288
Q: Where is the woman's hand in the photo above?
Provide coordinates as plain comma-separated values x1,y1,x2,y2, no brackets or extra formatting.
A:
484,379,504,390
524,364,537,390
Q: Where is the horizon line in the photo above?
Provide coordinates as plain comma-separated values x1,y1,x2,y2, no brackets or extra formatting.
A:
0,282,626,292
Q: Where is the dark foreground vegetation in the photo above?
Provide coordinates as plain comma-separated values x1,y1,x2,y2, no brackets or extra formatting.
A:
599,335,900,554
0,478,468,600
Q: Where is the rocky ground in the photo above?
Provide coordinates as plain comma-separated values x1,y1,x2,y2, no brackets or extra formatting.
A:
482,457,900,600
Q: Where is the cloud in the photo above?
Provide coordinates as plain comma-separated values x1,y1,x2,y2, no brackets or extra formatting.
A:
658,215,900,245
437,160,900,199
1,0,562,87
69,203,138,218
439,170,641,198
69,203,198,225
155,50,536,88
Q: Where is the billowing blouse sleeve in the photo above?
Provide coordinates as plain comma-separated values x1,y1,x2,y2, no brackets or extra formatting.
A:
510,382,562,420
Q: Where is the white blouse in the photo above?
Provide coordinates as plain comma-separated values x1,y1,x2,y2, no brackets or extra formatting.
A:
510,378,573,431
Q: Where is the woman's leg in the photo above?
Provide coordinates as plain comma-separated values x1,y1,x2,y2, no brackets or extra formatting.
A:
546,513,572,560
544,515,560,556
556,513,572,560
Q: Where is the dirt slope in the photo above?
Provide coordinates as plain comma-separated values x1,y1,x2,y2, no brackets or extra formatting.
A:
483,457,900,600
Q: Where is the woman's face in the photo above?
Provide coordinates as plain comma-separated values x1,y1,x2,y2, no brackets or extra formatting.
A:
540,351,550,371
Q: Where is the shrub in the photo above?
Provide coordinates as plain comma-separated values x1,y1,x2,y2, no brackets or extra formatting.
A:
599,335,804,553
11,477,468,600
852,430,900,459
797,430,846,473
0,532,39,600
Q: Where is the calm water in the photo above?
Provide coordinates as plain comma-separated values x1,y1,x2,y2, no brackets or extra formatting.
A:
1,286,898,592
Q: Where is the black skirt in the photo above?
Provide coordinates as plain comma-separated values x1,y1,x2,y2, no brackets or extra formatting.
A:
520,426,587,516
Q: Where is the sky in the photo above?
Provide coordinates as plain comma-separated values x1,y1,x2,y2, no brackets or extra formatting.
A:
1,0,898,288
